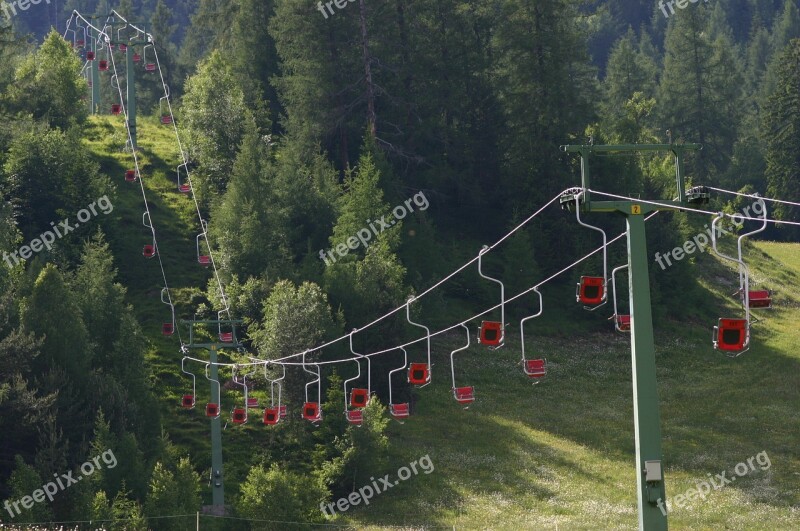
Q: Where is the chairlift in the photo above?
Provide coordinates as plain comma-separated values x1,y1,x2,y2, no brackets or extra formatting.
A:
710,210,756,356
611,264,630,333
348,329,370,408
572,192,608,309
477,245,505,347
450,323,474,405
217,310,234,343
159,95,173,125
142,212,157,258
262,362,286,425
87,51,95,61
161,287,175,336
302,350,322,423
99,60,109,71
406,296,431,386
204,363,220,418
520,286,547,381
177,163,191,193
180,357,196,408
230,366,248,425
388,347,410,419
133,52,141,63
111,103,122,115
734,196,771,311
125,169,137,182
197,220,211,266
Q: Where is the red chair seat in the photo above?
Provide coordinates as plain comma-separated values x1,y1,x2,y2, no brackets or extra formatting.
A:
232,408,247,424
479,321,503,346
99,60,108,71
119,44,127,52
408,363,430,385
748,290,771,309
76,39,85,47
145,63,156,72
714,318,748,352
302,402,321,422
179,183,191,193
111,104,121,115
181,395,195,408
162,323,174,336
390,403,409,418
350,388,369,408
125,169,137,182
246,397,259,408
87,51,95,60
454,386,475,404
346,409,363,425
198,255,211,266
161,115,173,125
279,405,287,419
616,314,631,331
524,359,547,379
133,53,141,63
263,408,279,425
205,403,219,417
143,245,156,258
219,332,233,343
578,276,605,305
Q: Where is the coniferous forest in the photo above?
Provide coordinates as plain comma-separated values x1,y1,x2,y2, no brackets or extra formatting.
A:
1,1,799,529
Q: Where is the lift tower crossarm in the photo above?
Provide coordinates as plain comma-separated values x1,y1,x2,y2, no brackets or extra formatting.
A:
560,141,701,531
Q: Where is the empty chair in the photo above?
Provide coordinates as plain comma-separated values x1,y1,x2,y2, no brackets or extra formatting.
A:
263,408,279,425
345,409,363,426
246,397,259,408
577,276,605,306
142,245,156,258
219,332,233,343
205,403,219,417
615,314,631,331
408,362,430,386
125,169,137,182
111,103,122,115
748,290,771,309
479,321,503,346
99,60,109,71
231,408,247,425
302,401,321,422
86,51,95,60
524,359,547,379
145,63,156,72
279,405,287,419
714,318,748,353
181,394,195,409
133,53,141,63
453,386,475,405
390,403,410,418
161,114,173,125
162,323,174,336
350,388,369,408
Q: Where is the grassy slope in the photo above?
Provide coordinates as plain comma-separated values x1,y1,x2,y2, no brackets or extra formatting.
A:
84,116,799,530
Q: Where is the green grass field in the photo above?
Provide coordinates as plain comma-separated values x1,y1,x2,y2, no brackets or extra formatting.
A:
86,116,799,530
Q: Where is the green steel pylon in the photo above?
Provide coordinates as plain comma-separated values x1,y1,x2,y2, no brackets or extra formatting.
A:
560,142,702,531
180,319,244,513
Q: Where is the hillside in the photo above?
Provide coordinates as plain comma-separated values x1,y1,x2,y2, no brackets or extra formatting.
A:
90,117,799,530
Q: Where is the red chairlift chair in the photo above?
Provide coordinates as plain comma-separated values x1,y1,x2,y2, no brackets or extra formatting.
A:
406,296,432,386
450,323,475,405
477,245,506,347
302,352,323,423
99,60,109,71
180,358,196,409
111,103,122,115
521,287,548,382
388,347,410,420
